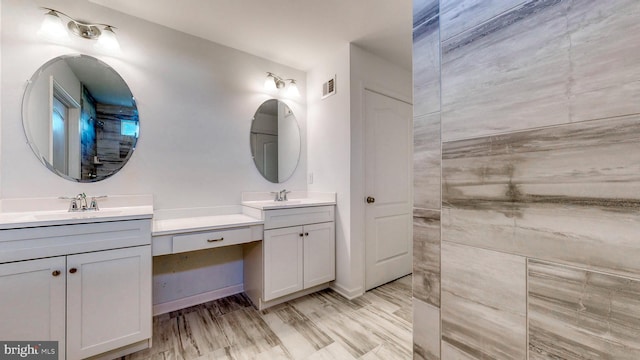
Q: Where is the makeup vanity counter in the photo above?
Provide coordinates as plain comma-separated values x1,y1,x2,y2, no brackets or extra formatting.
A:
151,206,264,256
151,192,336,311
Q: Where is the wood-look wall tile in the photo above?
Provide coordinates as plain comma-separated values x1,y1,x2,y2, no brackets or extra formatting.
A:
413,208,440,307
413,299,440,360
567,0,640,123
413,0,439,28
528,260,640,359
441,341,476,360
441,242,527,359
413,16,440,118
440,0,527,41
442,115,640,278
414,113,441,209
441,0,571,141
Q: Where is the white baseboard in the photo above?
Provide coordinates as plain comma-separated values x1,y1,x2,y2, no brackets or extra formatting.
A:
153,284,244,315
330,282,364,300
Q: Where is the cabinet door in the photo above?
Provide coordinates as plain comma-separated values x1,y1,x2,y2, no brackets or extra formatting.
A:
303,222,336,288
0,257,66,357
264,226,304,301
66,246,151,360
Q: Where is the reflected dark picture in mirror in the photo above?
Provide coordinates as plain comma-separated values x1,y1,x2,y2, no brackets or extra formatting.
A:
22,54,138,182
250,99,300,183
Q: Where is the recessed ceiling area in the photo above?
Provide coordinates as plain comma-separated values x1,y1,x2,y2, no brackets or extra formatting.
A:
89,0,413,71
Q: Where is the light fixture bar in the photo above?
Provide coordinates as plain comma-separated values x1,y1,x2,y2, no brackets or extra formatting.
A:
41,7,116,38
39,7,120,51
265,72,300,97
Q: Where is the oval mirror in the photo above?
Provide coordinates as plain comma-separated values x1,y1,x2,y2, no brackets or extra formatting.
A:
250,99,300,183
22,54,139,182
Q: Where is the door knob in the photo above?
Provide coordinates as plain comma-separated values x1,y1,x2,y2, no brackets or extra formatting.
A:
69,268,78,274
366,196,375,204
52,270,61,277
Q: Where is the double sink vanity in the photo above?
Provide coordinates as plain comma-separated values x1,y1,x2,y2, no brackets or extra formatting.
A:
0,191,335,360
4,52,327,359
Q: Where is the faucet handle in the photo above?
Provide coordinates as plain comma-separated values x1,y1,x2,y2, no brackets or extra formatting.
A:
280,189,291,201
59,196,79,212
270,191,281,201
88,195,107,211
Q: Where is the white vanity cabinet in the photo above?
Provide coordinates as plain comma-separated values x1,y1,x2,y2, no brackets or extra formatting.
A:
0,219,152,360
263,221,336,301
0,257,66,350
244,204,335,308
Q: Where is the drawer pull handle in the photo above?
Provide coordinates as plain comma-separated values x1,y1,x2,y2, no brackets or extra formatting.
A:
69,268,78,274
52,270,61,277
207,237,224,243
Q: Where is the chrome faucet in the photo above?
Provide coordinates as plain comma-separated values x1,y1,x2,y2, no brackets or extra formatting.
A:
269,189,291,201
280,189,291,201
270,191,282,201
89,196,107,211
78,193,88,210
60,193,106,212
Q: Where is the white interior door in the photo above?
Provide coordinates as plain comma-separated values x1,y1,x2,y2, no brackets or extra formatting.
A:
364,89,413,290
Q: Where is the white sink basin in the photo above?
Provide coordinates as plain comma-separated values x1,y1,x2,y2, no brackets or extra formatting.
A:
0,204,153,229
242,198,335,210
32,209,124,221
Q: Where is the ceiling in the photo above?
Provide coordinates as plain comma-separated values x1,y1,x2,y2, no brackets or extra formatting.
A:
89,0,413,71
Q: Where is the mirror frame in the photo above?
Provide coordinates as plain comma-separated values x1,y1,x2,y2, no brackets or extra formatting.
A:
22,54,138,183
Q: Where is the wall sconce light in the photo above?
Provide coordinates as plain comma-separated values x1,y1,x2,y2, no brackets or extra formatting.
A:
38,7,121,52
264,72,300,97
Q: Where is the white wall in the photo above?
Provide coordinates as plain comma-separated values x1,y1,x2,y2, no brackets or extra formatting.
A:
1,0,307,305
1,0,307,209
349,44,413,293
307,44,412,298
0,0,2,199
307,43,354,296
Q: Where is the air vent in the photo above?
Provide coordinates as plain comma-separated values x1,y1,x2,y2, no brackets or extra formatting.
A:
321,75,336,99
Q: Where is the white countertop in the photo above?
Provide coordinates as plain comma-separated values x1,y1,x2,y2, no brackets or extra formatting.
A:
0,195,154,230
241,198,336,210
153,213,263,236
0,207,154,230
241,191,336,210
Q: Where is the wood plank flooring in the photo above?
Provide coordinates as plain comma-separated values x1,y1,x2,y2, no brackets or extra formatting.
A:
123,276,412,360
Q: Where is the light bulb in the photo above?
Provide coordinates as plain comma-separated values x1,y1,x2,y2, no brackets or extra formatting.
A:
287,80,300,97
38,11,70,42
264,74,277,91
95,26,121,52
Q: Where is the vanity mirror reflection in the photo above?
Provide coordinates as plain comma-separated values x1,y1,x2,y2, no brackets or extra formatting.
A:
250,99,300,183
22,54,139,182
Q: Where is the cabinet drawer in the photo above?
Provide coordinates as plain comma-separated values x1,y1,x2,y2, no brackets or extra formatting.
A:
172,227,252,253
264,206,334,230
0,220,151,264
